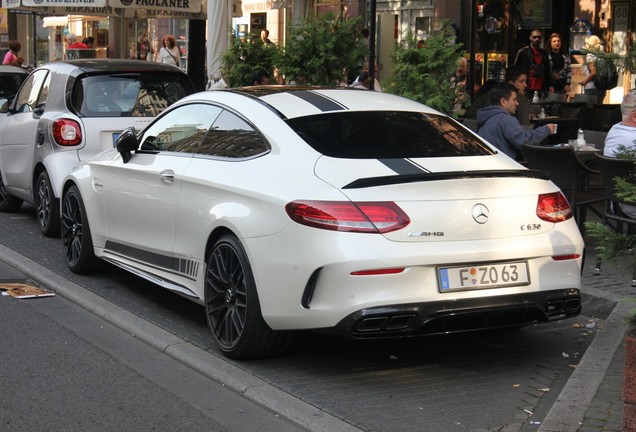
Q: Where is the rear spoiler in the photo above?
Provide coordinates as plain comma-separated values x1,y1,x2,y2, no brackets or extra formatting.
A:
343,169,548,189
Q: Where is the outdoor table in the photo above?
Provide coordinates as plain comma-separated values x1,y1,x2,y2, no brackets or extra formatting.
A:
531,117,580,145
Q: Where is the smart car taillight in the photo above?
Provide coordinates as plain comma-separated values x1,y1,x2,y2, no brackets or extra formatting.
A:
536,192,573,222
285,201,410,233
52,119,82,146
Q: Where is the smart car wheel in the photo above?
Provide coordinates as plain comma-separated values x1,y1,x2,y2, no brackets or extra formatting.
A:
61,185,98,274
205,235,291,359
0,170,23,212
35,171,61,237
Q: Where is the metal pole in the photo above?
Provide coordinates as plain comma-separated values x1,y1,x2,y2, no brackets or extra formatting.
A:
368,0,376,91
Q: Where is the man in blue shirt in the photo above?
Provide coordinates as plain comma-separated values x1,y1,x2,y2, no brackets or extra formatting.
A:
477,82,556,160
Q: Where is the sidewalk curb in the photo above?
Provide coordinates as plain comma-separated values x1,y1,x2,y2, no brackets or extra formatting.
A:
0,244,363,432
538,289,630,431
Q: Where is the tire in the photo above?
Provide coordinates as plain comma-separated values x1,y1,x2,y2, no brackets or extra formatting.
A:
204,235,291,359
0,170,23,212
61,185,99,274
35,171,61,237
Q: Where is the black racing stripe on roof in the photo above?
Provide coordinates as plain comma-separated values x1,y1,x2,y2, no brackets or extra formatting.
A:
292,90,347,111
379,158,428,175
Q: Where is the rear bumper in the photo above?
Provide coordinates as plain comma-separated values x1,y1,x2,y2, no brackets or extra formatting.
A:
333,288,581,339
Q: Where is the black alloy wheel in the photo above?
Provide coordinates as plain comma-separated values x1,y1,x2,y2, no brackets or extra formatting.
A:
61,185,98,273
204,235,291,359
35,171,61,237
0,170,23,212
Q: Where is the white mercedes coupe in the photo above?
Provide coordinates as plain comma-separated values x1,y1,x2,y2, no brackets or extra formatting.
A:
61,87,584,359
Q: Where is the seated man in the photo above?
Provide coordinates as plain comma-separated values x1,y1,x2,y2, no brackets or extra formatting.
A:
476,82,556,160
603,91,636,217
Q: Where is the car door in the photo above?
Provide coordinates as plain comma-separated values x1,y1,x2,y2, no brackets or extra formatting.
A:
0,69,50,195
98,102,221,261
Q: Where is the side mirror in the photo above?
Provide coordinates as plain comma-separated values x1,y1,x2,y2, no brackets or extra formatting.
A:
116,127,139,163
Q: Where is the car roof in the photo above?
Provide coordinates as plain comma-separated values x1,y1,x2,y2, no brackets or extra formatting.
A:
188,86,440,120
0,65,28,75
36,59,187,75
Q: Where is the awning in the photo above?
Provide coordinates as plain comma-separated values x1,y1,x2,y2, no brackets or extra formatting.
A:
42,16,69,27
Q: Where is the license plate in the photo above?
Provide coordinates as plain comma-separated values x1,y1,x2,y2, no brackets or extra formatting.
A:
438,261,530,292
112,133,120,147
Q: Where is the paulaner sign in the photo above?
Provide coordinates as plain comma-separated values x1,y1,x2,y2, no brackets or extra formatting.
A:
19,0,202,12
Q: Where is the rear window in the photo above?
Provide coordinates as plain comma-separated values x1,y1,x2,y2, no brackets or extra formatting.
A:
286,111,494,158
72,72,193,118
0,72,26,103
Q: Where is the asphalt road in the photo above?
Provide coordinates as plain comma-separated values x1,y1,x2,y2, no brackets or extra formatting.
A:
0,204,605,431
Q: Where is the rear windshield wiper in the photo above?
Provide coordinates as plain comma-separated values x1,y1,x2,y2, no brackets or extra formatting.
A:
343,169,548,189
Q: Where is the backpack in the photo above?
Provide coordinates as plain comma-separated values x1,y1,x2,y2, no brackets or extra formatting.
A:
592,57,619,90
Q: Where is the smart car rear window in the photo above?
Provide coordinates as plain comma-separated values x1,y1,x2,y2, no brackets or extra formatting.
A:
286,111,494,158
72,72,192,118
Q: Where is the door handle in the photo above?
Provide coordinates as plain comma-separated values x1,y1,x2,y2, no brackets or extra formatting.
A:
159,169,175,184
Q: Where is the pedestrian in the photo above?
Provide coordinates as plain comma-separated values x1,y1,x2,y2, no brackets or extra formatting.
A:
260,29,274,46
66,33,88,49
136,30,152,61
603,91,636,217
351,63,382,92
505,66,531,125
450,57,468,115
545,32,572,96
578,35,605,104
464,66,530,125
247,70,271,86
157,35,180,67
514,29,554,99
476,82,556,160
349,71,369,89
2,40,21,66
83,37,95,49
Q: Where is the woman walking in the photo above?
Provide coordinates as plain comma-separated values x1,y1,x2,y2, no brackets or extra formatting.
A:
157,35,180,67
545,32,572,95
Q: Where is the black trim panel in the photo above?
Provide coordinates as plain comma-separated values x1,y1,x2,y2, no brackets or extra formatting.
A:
379,158,429,175
332,289,581,338
292,90,347,112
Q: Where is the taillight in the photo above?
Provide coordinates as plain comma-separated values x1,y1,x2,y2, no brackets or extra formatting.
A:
536,192,572,222
285,201,410,233
52,119,82,146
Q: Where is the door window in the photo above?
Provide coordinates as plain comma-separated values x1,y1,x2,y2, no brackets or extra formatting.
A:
14,69,49,113
198,110,270,158
140,103,221,153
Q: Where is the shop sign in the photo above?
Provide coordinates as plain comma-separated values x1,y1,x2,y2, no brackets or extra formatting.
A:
2,0,22,7
22,0,107,6
110,0,201,12
12,0,204,13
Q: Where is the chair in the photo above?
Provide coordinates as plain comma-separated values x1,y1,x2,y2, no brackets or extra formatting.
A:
521,144,604,229
556,102,586,119
592,154,636,285
579,106,613,132
571,94,597,108
462,118,478,132
546,93,567,102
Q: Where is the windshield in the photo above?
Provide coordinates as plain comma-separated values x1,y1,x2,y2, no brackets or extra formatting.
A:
286,111,494,158
72,72,193,118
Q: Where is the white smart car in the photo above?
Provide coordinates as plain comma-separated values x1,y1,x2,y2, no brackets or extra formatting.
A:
61,87,584,359
0,60,194,236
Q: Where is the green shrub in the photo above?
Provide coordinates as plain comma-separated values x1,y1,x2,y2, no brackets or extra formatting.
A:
387,21,467,116
278,13,366,85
